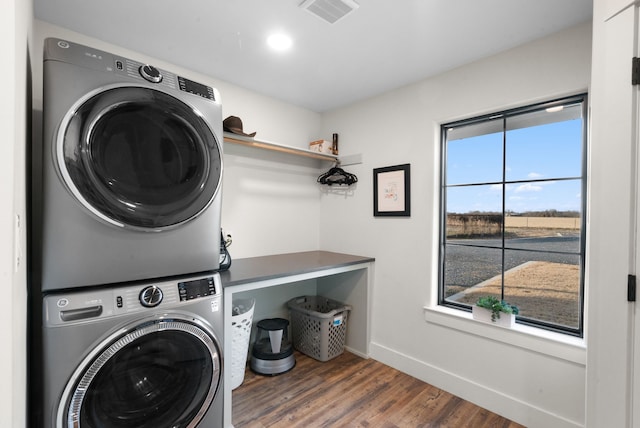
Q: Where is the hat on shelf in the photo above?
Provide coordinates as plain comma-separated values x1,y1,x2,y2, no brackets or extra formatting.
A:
223,116,256,137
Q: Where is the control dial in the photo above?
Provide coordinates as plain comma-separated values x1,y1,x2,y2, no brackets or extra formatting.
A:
139,64,163,83
139,285,163,308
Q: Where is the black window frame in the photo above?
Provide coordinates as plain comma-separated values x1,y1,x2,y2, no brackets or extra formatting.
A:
438,93,588,337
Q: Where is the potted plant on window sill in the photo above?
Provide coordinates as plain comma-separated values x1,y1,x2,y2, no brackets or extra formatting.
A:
472,296,519,328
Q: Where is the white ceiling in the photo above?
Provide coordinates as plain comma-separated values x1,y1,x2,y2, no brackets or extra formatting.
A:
34,0,593,113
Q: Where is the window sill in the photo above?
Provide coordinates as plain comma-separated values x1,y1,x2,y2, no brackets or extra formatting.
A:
423,305,586,365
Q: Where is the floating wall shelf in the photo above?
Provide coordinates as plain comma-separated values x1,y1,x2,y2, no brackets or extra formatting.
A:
223,132,338,162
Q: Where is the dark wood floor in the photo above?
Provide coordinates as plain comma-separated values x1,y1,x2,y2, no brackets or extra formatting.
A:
232,351,525,427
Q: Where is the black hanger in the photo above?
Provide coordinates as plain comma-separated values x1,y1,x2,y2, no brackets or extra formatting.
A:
317,162,358,186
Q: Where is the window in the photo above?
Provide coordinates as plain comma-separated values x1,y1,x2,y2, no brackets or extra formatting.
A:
439,94,587,337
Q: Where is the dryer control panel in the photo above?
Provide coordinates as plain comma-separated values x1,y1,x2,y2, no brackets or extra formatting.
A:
43,38,218,102
114,57,216,101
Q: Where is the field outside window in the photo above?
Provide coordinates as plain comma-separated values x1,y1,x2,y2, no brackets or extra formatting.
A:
440,94,587,336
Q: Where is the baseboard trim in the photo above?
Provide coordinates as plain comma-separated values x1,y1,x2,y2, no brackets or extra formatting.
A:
344,345,368,360
369,342,583,428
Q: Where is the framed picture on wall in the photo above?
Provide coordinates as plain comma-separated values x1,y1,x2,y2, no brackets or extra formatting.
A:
373,163,410,217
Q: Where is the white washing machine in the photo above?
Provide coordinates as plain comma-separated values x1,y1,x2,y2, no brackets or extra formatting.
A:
35,38,224,292
41,273,224,428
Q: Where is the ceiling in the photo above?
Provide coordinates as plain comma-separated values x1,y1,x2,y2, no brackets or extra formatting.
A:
34,0,593,113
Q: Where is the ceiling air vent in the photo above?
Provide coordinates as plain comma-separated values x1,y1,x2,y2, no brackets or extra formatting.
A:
300,0,359,24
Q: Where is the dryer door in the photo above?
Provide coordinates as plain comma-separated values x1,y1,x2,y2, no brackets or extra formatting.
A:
58,86,222,231
59,316,221,428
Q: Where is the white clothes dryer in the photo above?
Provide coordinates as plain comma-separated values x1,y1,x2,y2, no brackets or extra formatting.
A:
35,38,224,291
41,273,224,428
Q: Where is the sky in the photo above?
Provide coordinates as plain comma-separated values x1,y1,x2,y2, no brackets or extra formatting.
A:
445,118,583,214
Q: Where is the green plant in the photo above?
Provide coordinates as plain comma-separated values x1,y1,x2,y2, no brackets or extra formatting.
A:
476,296,520,322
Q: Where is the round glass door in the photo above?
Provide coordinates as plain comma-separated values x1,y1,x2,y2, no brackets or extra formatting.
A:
62,317,221,428
58,86,222,231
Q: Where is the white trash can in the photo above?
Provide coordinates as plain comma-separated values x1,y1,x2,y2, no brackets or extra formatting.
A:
230,298,255,390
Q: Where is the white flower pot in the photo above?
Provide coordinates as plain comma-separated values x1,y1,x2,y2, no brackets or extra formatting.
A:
472,305,515,327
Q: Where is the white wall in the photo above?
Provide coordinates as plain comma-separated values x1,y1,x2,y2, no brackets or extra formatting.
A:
319,22,592,428
1,0,31,426
32,20,326,260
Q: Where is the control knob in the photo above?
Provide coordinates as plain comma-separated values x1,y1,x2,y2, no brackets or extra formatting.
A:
139,64,163,83
139,285,163,308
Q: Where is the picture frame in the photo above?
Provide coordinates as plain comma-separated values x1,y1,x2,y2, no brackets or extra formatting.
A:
373,163,410,217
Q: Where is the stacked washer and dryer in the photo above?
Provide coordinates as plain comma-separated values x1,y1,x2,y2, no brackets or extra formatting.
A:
31,38,226,428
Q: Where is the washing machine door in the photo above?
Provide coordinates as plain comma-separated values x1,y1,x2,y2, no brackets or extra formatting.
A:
58,85,222,231
59,316,221,428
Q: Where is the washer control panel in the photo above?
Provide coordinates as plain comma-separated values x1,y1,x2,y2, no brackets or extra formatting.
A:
178,276,217,301
43,273,222,326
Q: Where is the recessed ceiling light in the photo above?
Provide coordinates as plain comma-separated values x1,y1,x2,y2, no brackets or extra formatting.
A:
267,33,293,51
